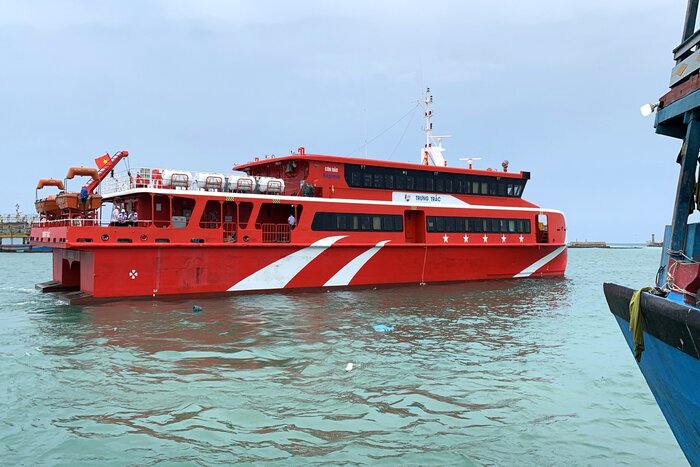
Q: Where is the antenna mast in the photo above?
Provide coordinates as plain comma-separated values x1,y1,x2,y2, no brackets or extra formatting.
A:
419,87,449,166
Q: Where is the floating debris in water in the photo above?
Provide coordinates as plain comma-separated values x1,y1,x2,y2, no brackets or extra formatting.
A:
373,324,394,332
345,362,353,371
192,305,203,313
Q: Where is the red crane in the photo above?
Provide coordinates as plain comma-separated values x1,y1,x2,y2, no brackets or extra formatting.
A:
86,150,129,194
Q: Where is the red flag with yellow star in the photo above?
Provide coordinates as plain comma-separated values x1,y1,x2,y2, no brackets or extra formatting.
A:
95,153,110,170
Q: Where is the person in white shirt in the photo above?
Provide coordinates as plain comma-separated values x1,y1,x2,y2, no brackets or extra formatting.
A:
110,206,120,226
288,213,296,227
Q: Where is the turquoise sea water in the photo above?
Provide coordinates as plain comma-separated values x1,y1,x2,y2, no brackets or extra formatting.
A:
0,248,689,465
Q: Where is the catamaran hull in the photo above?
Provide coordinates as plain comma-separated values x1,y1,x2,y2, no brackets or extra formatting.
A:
603,283,700,467
40,242,567,303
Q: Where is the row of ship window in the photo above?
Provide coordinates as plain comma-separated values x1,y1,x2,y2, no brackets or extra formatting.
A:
310,212,531,234
344,164,526,197
311,213,404,232
427,216,531,234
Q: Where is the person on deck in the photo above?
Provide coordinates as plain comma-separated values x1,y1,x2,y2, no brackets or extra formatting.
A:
110,205,120,226
288,213,296,228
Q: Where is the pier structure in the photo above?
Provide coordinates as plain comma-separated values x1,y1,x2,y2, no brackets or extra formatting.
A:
0,206,41,251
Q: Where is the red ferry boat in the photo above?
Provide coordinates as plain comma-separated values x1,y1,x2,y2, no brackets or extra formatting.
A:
30,90,567,303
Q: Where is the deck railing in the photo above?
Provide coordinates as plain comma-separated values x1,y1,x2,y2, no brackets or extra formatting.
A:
261,223,290,243
31,217,243,244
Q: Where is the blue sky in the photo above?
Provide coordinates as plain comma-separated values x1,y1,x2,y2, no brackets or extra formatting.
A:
0,0,687,242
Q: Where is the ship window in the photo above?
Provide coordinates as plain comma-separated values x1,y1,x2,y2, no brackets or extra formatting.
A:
312,212,402,232
498,183,506,196
343,163,527,198
436,217,445,231
255,202,297,227
396,175,406,189
436,178,444,192
325,214,336,230
359,215,371,230
337,214,348,230
200,200,222,229
171,197,196,227
383,216,402,231
425,216,531,234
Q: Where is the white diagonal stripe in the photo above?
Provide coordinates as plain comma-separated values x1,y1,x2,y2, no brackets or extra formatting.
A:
228,235,346,291
324,241,390,287
513,246,566,278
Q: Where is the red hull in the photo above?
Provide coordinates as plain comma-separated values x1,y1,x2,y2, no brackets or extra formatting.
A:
31,145,567,303
43,239,566,302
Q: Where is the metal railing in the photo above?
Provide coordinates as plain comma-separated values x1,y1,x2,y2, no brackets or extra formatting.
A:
31,218,239,244
261,223,291,243
0,214,39,224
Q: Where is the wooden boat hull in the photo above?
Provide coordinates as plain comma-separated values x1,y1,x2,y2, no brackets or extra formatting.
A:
604,283,700,466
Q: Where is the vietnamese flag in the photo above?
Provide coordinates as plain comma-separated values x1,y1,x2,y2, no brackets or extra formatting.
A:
95,153,110,170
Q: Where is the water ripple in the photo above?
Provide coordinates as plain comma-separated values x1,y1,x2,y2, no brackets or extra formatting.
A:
0,250,690,465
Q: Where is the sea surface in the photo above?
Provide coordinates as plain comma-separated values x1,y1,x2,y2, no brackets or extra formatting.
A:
0,248,690,466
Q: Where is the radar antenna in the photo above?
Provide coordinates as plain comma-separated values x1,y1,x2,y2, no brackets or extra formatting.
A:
458,157,482,170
